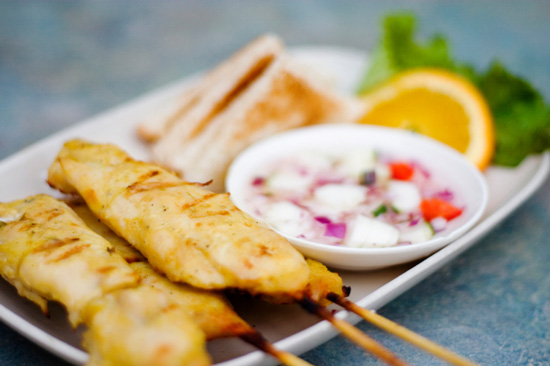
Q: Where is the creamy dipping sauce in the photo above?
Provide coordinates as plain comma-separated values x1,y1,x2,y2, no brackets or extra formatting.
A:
243,149,464,248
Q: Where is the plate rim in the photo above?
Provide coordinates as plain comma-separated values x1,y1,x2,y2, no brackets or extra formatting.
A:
0,44,548,366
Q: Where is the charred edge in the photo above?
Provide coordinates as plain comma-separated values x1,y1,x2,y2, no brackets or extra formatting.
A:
186,179,213,187
181,193,217,211
126,170,161,191
43,208,64,221
327,288,351,305
326,292,339,304
238,330,281,358
239,330,268,350
33,237,80,253
96,266,117,274
46,179,66,193
52,244,90,262
299,297,328,319
125,256,146,264
342,286,352,297
128,181,194,193
140,169,160,181
64,198,85,207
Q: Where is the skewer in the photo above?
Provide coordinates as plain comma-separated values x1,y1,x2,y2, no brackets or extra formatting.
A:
131,263,315,366
47,140,478,366
240,331,315,366
70,199,314,366
0,195,315,366
71,191,405,366
327,293,479,366
300,297,409,366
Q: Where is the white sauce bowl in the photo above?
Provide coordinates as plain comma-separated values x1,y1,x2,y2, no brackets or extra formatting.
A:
226,124,488,270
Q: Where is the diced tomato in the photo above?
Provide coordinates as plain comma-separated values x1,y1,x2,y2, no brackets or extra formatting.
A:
389,162,415,180
420,198,463,221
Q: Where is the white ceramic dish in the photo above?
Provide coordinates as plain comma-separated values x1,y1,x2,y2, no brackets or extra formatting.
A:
0,46,548,366
226,124,489,270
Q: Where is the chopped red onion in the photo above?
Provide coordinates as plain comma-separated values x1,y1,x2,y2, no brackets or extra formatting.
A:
397,241,412,246
298,167,308,175
245,149,461,247
324,223,346,239
252,177,265,186
314,216,332,224
411,161,431,178
434,189,454,201
316,177,345,186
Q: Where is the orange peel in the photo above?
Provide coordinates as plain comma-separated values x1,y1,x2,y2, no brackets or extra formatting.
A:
359,68,495,170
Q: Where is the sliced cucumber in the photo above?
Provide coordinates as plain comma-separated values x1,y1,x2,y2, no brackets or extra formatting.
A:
387,181,421,213
265,171,312,192
337,148,377,177
313,184,367,212
344,214,399,248
399,222,434,244
262,201,308,237
374,163,391,185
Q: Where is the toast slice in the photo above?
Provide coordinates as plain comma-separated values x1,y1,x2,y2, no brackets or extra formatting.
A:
137,33,284,142
140,34,364,192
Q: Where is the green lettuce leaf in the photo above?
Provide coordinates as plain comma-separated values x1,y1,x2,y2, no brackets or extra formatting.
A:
358,12,550,167
478,62,550,166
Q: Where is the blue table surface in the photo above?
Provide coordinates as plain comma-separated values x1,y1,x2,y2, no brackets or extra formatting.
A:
1,1,549,365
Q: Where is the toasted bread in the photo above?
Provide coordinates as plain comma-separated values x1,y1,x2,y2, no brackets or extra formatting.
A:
139,34,364,192
137,33,284,142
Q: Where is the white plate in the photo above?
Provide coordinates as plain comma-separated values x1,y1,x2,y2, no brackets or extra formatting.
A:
226,124,488,270
0,46,548,366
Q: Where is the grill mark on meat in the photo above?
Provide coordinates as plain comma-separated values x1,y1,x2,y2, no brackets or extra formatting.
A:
51,244,91,262
257,244,271,256
181,193,217,211
33,237,80,253
128,169,161,187
96,265,117,274
126,180,194,193
41,208,64,221
188,207,240,219
125,256,145,264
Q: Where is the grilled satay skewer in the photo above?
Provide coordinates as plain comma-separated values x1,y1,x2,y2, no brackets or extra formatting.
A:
0,194,315,366
48,139,310,300
71,197,408,366
47,140,474,365
70,200,315,366
0,194,210,366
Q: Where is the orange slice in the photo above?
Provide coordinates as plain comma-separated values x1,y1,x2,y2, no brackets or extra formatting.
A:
358,68,495,170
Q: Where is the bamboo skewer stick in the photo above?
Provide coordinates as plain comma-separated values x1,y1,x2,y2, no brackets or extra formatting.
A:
327,293,479,366
300,298,409,366
240,331,316,366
